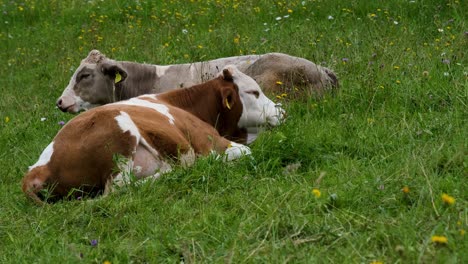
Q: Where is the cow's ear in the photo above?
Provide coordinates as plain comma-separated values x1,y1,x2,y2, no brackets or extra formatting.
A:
221,87,236,110
101,63,127,84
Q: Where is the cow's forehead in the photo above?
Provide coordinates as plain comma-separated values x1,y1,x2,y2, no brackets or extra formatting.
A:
234,74,260,92
72,63,97,77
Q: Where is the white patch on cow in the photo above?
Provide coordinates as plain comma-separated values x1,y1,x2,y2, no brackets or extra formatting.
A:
114,112,160,160
139,94,158,100
74,95,100,111
225,142,251,161
114,110,166,173
116,98,175,125
29,142,54,171
114,111,141,139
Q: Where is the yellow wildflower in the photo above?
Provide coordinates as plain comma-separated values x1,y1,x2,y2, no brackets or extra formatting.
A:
431,235,448,244
370,261,383,264
312,188,321,198
396,80,401,84
5,116,9,123
460,229,465,236
288,9,293,13
281,93,287,98
441,193,455,205
103,261,111,264
402,186,410,194
393,65,400,70
275,81,283,85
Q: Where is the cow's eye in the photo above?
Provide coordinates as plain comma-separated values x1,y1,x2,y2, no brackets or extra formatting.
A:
246,90,260,98
79,73,91,81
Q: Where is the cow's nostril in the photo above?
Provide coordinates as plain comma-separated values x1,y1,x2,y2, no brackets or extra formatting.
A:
57,99,63,107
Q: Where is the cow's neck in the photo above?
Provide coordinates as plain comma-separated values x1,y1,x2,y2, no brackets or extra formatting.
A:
113,61,158,101
157,80,246,143
157,81,221,126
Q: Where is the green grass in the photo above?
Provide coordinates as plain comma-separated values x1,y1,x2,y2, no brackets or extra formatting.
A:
0,0,466,263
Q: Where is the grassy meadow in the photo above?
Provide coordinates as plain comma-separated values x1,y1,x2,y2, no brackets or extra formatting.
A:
0,0,467,262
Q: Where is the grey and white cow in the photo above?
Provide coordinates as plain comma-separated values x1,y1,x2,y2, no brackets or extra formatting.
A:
57,50,338,113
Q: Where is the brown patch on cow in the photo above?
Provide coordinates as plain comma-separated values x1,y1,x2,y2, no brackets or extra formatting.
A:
156,75,245,143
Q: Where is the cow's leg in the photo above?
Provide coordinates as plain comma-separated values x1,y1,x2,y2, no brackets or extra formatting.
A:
224,141,251,161
103,156,134,195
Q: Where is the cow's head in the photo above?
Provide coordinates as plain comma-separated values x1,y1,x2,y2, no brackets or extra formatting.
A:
56,50,128,113
221,65,285,128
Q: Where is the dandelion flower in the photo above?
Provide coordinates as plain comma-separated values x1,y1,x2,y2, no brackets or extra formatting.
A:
441,193,455,205
402,186,410,194
103,261,111,264
396,80,401,84
275,81,283,85
312,188,321,198
431,235,448,244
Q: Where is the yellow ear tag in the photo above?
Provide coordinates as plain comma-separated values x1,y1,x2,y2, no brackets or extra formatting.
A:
225,98,231,110
115,72,122,83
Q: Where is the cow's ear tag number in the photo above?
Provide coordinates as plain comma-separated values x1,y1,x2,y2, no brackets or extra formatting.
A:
115,72,122,83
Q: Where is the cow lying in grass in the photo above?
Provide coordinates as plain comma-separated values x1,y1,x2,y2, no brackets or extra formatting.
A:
22,66,284,204
56,49,338,113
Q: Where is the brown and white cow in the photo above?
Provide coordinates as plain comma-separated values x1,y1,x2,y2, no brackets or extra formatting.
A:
22,66,272,204
57,49,338,113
